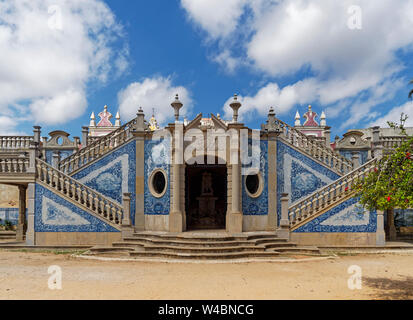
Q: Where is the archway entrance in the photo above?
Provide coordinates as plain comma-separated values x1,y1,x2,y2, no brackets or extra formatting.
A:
185,163,227,230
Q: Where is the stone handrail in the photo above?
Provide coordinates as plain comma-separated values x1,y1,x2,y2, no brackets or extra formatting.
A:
0,136,34,150
36,158,123,228
59,118,137,174
379,136,408,150
288,157,378,228
0,156,30,173
274,118,353,175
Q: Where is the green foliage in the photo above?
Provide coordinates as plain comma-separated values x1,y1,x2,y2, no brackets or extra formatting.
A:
356,114,413,211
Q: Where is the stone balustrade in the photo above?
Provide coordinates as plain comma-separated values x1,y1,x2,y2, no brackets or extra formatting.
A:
274,118,354,175
36,158,123,227
0,157,30,173
380,136,408,150
59,118,137,174
0,136,33,150
288,157,378,228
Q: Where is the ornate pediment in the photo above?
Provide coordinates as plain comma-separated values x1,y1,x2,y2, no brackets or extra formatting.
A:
336,131,370,149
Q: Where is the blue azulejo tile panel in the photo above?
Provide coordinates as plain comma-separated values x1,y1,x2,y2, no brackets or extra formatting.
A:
242,140,268,215
34,184,119,232
72,141,136,225
339,150,369,165
45,150,74,164
276,140,341,224
0,208,26,225
144,138,171,215
293,197,377,233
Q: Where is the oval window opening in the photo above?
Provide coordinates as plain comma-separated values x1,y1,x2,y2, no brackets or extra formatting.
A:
152,171,166,195
246,174,260,196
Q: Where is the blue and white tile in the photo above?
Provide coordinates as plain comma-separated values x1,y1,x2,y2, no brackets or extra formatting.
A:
293,197,377,233
277,140,340,223
242,140,268,216
35,184,119,232
144,138,171,215
72,141,136,224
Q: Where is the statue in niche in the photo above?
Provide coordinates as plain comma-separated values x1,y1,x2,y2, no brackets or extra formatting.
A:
201,171,213,195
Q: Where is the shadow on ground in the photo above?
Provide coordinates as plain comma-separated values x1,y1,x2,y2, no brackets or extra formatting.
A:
364,276,413,299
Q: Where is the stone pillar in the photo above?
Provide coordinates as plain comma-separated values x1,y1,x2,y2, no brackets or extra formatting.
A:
324,128,331,148
25,183,36,245
351,152,360,168
277,193,290,240
267,133,278,231
74,137,80,148
226,125,243,234
28,143,37,174
52,152,60,169
16,185,27,242
122,193,133,238
81,127,89,148
33,126,41,144
134,109,146,231
376,210,386,246
372,126,383,159
169,124,184,233
134,136,145,231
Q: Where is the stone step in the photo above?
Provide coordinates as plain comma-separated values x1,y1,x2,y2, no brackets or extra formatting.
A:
141,244,267,254
89,246,136,253
131,232,281,243
120,237,257,248
0,231,16,240
129,250,282,260
131,233,242,242
258,242,298,249
271,246,321,254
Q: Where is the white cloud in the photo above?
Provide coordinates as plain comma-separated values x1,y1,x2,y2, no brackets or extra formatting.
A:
0,0,128,133
182,0,413,128
370,101,413,128
180,0,248,40
118,77,193,125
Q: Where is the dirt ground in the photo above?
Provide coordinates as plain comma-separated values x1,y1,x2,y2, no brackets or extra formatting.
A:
0,250,412,300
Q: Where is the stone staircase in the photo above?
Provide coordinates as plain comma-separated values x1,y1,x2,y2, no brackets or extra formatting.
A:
36,158,124,230
0,231,16,241
84,231,321,261
59,117,137,175
288,157,379,231
274,117,354,175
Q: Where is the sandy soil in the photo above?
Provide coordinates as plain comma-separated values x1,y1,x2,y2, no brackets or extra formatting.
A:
0,250,412,300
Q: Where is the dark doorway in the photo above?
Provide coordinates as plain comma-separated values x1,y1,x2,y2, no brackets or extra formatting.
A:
185,163,227,230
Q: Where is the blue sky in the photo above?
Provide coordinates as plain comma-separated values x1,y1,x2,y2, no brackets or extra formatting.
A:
0,0,412,140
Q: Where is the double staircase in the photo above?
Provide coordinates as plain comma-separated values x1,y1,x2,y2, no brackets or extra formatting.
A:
59,118,137,175
274,118,354,175
84,231,321,261
289,158,379,230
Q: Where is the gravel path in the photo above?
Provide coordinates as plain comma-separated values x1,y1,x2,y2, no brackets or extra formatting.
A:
0,250,412,299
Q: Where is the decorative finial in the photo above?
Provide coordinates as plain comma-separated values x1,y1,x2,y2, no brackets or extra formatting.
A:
295,111,301,126
171,94,183,122
320,111,326,126
229,94,242,123
89,112,96,127
115,111,121,127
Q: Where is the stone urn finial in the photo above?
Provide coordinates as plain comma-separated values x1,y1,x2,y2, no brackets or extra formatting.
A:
229,94,242,123
171,94,183,122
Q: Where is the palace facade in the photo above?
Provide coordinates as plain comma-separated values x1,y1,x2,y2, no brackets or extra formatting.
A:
0,95,411,247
